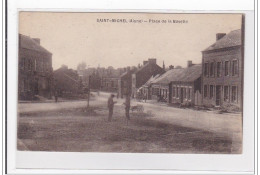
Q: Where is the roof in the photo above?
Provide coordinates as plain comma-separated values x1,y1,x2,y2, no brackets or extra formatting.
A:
134,62,162,74
19,34,52,54
152,64,202,85
203,29,241,52
143,74,161,87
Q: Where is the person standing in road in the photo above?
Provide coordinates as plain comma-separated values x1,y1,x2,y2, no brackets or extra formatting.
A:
124,94,131,124
107,94,117,122
54,90,58,102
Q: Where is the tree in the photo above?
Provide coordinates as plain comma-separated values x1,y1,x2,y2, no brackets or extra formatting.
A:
77,62,87,71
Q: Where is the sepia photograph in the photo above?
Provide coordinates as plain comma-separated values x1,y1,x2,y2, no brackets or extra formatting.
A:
17,12,244,154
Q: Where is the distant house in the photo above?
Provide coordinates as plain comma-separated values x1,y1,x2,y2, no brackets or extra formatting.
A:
132,58,164,98
18,34,53,100
53,65,83,97
202,29,243,109
101,76,119,92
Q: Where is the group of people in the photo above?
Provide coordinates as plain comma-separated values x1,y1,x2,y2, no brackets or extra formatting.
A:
136,91,147,102
107,94,131,123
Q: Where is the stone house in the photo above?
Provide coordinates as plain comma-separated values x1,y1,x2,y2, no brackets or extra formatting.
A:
18,34,53,100
201,29,243,109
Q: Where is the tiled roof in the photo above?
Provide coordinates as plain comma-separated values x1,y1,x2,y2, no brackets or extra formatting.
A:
153,64,202,85
203,29,241,52
19,34,52,54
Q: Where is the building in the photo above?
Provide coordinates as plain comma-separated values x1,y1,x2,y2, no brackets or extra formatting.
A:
201,29,243,109
53,65,83,97
151,68,183,102
118,67,137,98
132,58,164,97
101,76,119,92
170,64,202,106
140,74,161,100
18,34,53,100
150,61,202,106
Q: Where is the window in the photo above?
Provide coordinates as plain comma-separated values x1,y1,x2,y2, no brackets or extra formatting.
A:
152,88,159,95
224,86,229,101
34,59,37,71
28,59,32,71
172,87,175,97
232,60,238,76
217,62,221,77
204,85,207,97
187,88,191,99
210,85,214,99
183,88,186,99
210,62,215,77
176,87,179,98
204,63,209,77
225,61,229,76
231,86,237,102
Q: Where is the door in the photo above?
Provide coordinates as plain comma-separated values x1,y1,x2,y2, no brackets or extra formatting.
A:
180,88,183,103
216,85,221,106
34,78,39,95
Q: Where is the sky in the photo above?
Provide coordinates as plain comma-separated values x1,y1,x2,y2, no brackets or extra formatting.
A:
19,12,242,70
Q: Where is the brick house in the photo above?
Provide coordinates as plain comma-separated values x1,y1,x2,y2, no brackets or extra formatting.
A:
201,29,243,109
132,58,164,98
170,64,202,106
150,61,201,106
18,34,53,100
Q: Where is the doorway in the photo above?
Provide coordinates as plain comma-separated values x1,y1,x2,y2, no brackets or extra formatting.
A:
180,88,184,103
216,85,221,106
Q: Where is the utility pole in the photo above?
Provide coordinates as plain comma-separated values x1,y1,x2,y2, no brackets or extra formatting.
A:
87,75,91,108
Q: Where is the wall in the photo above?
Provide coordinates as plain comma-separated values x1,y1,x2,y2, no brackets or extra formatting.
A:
202,46,242,109
18,47,53,100
170,82,194,105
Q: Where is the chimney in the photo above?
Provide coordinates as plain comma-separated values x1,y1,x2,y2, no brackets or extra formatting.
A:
32,38,40,44
143,61,148,65
187,60,193,68
216,33,226,41
169,65,174,70
148,58,156,64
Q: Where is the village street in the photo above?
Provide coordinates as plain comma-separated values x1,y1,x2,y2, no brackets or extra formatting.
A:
18,92,242,153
